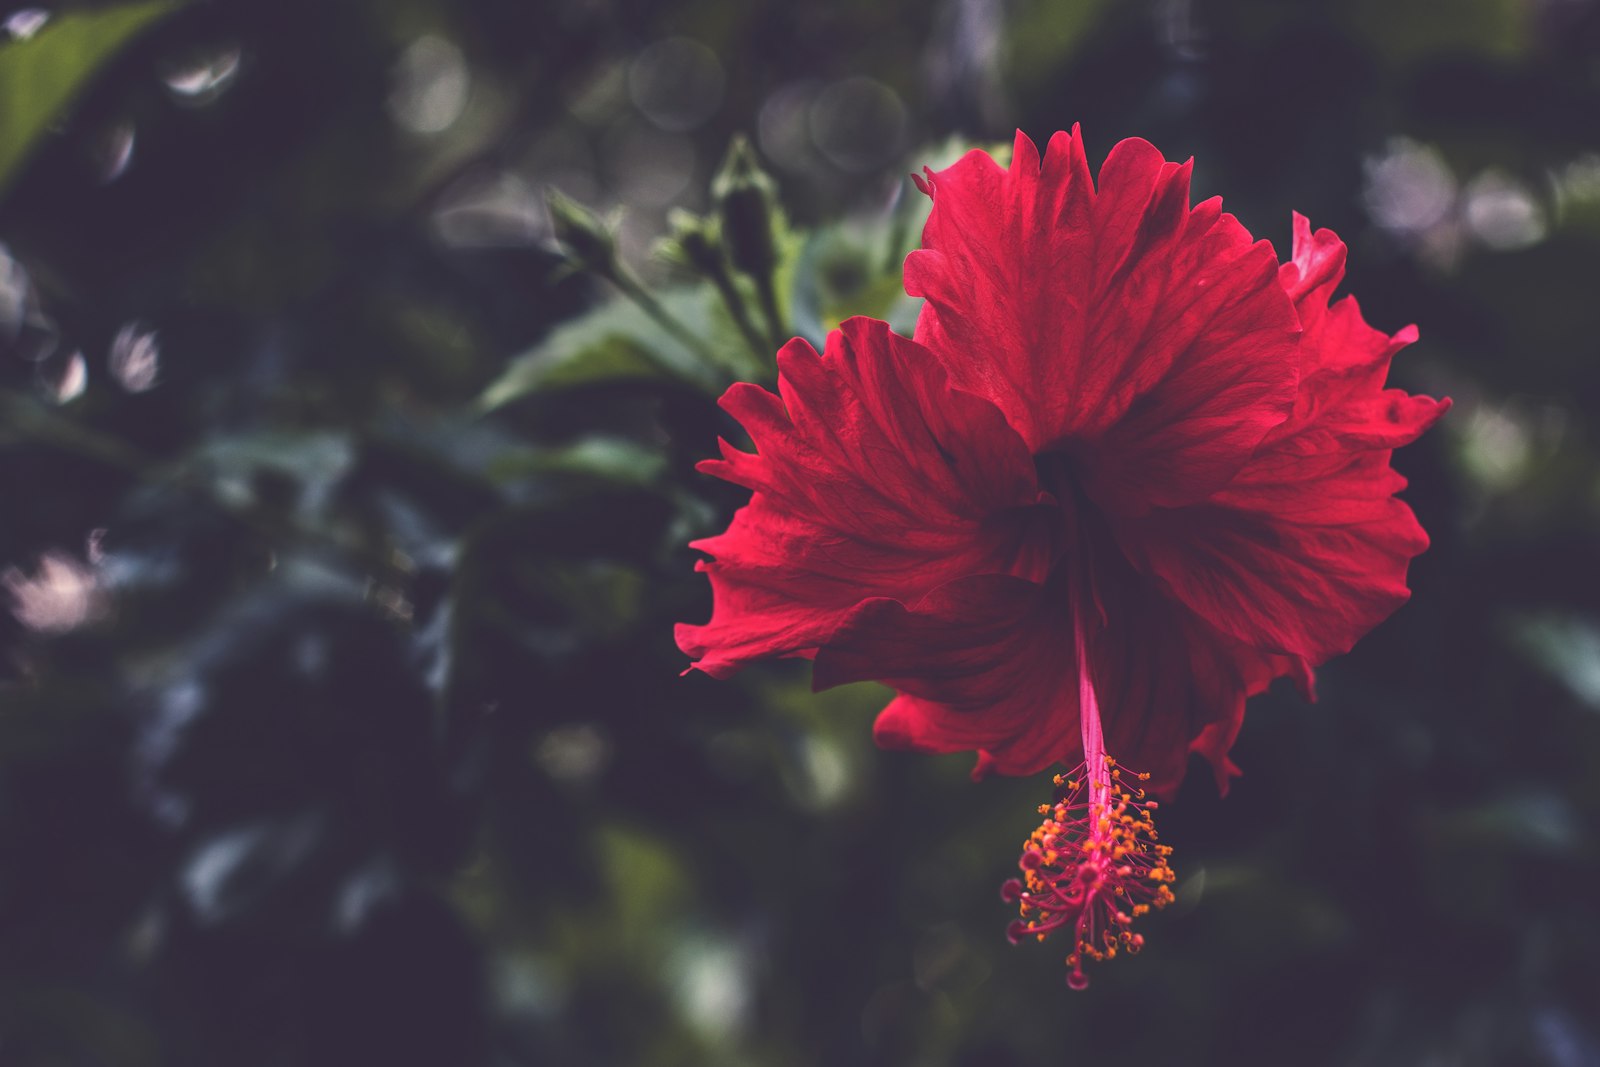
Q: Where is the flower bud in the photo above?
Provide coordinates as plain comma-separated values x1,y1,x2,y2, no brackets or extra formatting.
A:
545,189,618,278
712,135,779,281
657,208,724,277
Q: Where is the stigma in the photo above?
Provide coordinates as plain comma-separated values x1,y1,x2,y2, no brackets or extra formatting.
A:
999,756,1176,990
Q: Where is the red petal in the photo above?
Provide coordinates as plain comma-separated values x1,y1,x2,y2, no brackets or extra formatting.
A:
1115,219,1449,665
813,574,1061,712
822,553,1264,800
677,318,1049,677
1084,542,1271,798
906,128,1300,510
818,573,1080,778
1185,626,1314,794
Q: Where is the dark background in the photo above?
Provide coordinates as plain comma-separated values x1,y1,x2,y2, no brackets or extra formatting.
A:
1,0,1598,1064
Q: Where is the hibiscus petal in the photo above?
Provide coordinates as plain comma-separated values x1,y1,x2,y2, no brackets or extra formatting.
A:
813,574,1061,705
678,318,1048,677
1082,537,1281,797
814,573,1080,778
906,128,1300,510
1115,219,1449,665
818,550,1262,799
1277,211,1345,330
1115,454,1427,665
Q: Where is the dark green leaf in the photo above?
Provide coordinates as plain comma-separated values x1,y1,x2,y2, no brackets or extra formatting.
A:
486,438,668,489
0,0,183,198
479,285,746,408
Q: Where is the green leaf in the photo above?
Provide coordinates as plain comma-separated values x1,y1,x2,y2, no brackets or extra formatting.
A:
1506,610,1600,711
0,0,184,199
1348,0,1530,64
785,139,990,347
789,211,923,346
480,284,741,409
1005,0,1116,97
485,437,668,489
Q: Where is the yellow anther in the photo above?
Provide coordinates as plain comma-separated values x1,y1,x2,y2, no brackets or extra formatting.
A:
1009,752,1174,990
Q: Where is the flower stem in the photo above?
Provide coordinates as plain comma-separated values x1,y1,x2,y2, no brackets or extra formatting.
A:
753,273,787,354
704,262,775,369
608,267,732,374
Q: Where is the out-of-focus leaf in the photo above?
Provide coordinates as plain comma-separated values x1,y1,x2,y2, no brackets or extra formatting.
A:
0,0,183,198
191,430,355,520
1005,0,1116,93
541,561,646,640
789,141,993,346
179,813,326,926
596,823,690,939
480,285,740,408
1348,0,1530,64
486,437,668,489
1445,791,1584,855
790,222,918,346
762,206,805,336
1506,611,1600,710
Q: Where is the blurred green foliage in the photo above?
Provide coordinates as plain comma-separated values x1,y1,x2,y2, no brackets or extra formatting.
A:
1,1,1599,1066
0,0,180,196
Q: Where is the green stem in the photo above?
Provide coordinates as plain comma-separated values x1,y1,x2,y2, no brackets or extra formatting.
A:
608,267,730,374
754,274,787,354
705,264,774,367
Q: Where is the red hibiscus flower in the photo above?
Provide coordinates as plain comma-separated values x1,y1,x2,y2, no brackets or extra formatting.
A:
677,127,1447,985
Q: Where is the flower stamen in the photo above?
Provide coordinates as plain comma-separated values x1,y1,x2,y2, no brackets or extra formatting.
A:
1001,759,1175,989
999,599,1176,989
